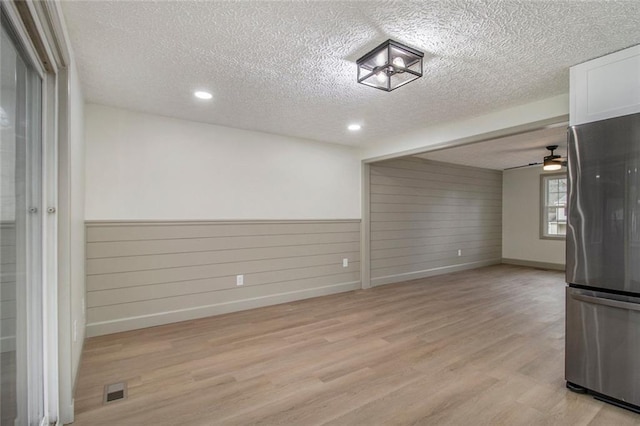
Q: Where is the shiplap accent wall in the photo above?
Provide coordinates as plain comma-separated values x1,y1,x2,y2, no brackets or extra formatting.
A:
370,158,502,286
85,220,360,336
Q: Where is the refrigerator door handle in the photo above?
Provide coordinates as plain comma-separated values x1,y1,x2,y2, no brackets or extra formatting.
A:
571,293,640,312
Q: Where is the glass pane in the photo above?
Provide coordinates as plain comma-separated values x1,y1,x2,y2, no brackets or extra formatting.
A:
389,71,420,90
359,70,389,91
389,44,421,73
546,206,568,236
558,178,567,192
543,176,568,237
558,207,567,222
558,223,567,235
558,193,567,205
1,23,19,424
1,18,43,425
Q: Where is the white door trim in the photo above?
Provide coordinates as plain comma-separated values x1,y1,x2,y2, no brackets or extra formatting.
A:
1,0,74,424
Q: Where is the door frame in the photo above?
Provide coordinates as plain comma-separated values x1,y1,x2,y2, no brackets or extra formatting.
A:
1,1,73,424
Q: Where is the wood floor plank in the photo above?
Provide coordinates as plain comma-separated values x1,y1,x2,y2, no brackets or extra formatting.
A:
72,264,640,425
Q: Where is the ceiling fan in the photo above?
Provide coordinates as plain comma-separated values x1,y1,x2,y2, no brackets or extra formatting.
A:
505,145,567,171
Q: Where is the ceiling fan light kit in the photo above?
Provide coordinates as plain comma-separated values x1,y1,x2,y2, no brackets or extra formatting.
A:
504,144,567,171
543,145,564,171
356,39,424,92
543,158,562,171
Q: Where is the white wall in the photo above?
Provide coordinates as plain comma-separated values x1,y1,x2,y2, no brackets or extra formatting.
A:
57,55,86,424
502,166,565,266
361,94,569,161
68,60,85,385
85,104,361,220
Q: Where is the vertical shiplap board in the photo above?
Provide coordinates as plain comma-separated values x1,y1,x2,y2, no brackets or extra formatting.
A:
85,220,360,336
370,158,502,286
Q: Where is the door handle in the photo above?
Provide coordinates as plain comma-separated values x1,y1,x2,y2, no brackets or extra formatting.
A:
572,293,640,312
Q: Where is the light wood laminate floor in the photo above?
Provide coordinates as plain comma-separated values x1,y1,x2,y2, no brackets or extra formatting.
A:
73,265,640,425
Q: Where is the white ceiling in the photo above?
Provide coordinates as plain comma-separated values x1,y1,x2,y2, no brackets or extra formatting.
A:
414,125,567,171
61,1,640,147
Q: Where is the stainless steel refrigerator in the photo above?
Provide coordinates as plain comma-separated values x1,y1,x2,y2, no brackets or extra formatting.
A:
566,112,640,412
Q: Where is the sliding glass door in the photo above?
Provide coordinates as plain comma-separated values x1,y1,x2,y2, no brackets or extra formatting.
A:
1,12,44,426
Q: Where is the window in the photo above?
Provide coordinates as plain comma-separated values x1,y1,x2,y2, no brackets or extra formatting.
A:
541,174,567,238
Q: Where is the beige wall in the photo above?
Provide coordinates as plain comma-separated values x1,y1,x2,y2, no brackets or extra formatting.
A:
502,166,566,267
369,158,502,286
85,220,360,336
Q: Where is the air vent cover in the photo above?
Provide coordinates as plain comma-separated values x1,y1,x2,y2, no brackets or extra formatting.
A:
103,382,127,404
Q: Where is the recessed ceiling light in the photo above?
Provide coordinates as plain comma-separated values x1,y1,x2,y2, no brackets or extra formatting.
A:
348,124,362,131
194,91,213,100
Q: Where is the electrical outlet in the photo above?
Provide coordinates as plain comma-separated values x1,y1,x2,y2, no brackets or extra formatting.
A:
343,258,348,267
457,249,462,257
236,275,244,286
73,320,78,342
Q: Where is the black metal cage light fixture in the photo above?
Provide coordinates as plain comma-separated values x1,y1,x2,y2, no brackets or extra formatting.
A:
356,39,424,92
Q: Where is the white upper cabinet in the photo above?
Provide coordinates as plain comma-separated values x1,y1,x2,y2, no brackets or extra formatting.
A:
570,44,640,125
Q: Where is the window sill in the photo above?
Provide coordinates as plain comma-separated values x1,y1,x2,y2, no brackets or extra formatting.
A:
540,235,566,241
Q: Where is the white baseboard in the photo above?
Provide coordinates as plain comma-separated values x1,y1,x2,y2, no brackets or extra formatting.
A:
501,258,565,271
371,259,502,287
58,398,74,425
86,281,360,337
0,335,15,353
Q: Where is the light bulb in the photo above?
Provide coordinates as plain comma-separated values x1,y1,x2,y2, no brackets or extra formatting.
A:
348,124,361,131
543,163,562,171
392,57,405,68
376,72,387,83
194,91,213,100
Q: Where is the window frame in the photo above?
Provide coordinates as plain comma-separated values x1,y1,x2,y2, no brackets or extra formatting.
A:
540,172,567,240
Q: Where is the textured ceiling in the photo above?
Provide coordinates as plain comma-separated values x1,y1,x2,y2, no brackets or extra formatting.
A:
415,126,567,171
61,1,640,147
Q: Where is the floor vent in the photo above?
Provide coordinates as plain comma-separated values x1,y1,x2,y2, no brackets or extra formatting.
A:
103,382,127,404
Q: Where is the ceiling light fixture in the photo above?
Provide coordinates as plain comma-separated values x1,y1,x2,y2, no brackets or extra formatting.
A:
348,124,362,131
543,145,563,171
194,91,213,100
356,39,424,92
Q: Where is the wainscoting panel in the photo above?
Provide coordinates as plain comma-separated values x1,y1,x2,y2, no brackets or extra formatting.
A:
85,220,360,336
370,158,502,286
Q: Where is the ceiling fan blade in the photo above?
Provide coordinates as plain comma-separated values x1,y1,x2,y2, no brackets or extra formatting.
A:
549,158,568,168
504,162,542,170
